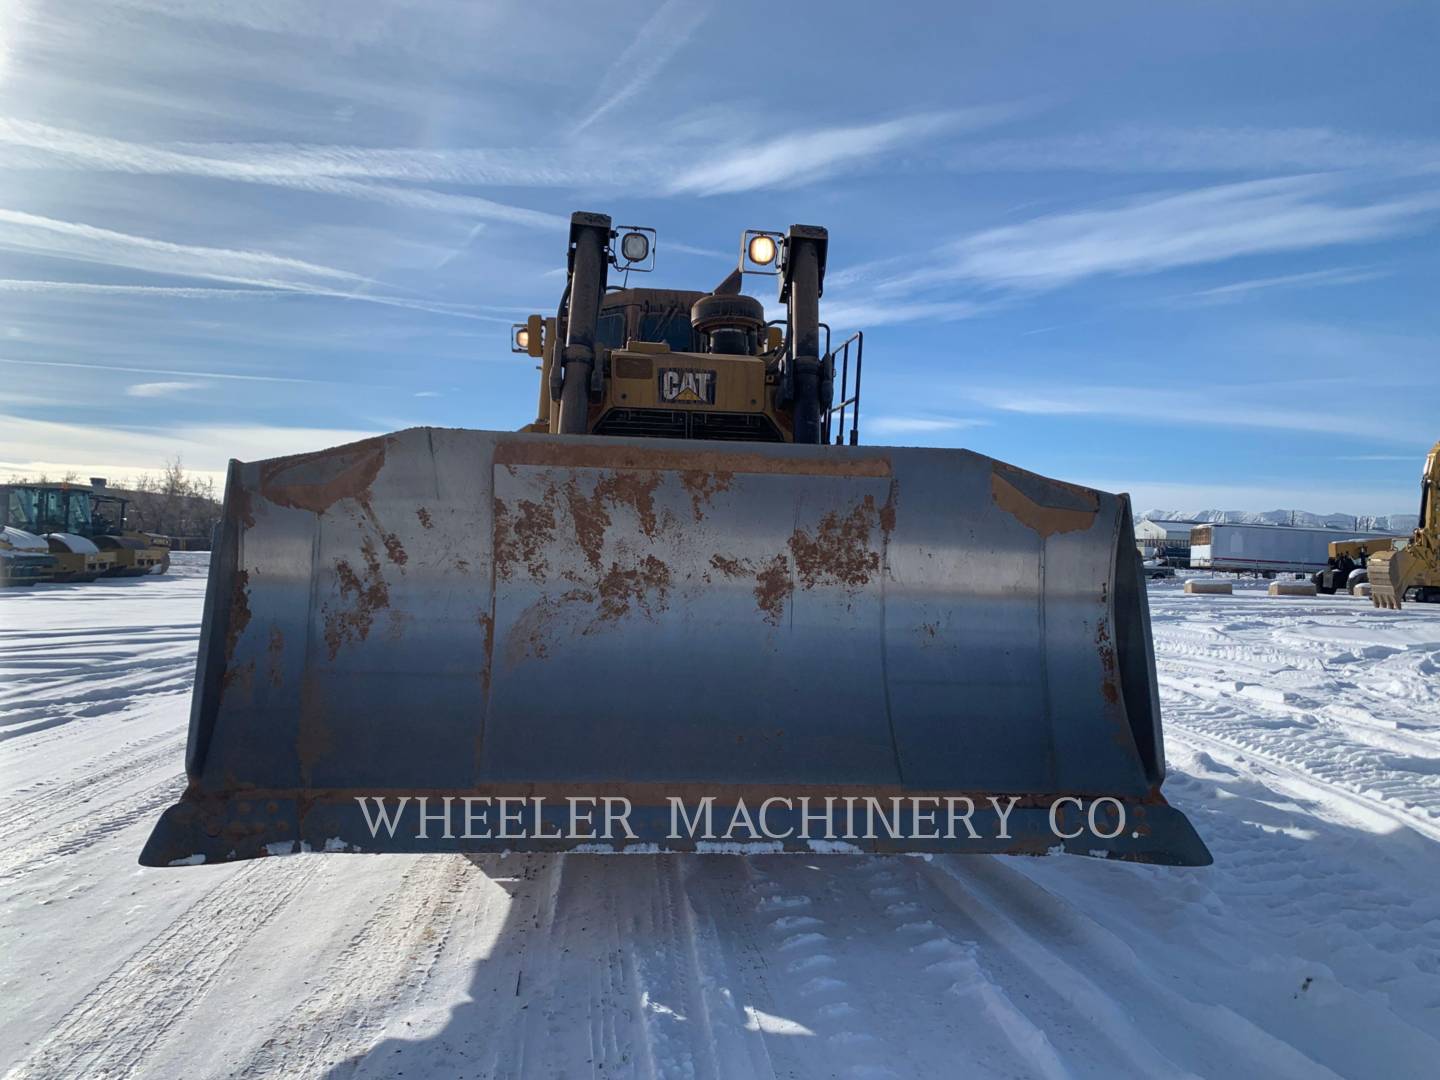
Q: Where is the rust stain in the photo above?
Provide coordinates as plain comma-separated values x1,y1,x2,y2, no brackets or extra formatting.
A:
594,555,671,624
225,570,252,663
494,440,892,478
879,481,898,538
234,485,256,530
382,532,408,566
222,659,255,692
680,469,734,521
990,463,1099,538
503,596,559,667
753,554,793,626
477,611,494,693
266,625,284,688
560,480,610,573
322,537,390,660
594,471,662,538
494,497,556,581
258,436,388,516
709,553,748,578
788,496,882,590
416,507,434,529
1096,617,1120,705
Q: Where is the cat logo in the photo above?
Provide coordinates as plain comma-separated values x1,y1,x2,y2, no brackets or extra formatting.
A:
658,368,717,405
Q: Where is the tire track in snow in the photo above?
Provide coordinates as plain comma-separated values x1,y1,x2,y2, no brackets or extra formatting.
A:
3,857,322,1080
232,855,471,1080
920,857,1342,1080
1161,680,1440,842
493,856,730,1080
0,734,185,849
0,769,184,882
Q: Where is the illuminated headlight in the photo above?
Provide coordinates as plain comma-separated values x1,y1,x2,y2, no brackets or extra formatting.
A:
620,231,650,263
515,327,530,350
747,233,777,266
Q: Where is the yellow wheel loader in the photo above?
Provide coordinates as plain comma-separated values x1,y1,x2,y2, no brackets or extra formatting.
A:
1371,440,1440,609
141,214,1211,868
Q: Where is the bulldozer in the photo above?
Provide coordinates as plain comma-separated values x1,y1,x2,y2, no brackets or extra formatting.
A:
1370,439,1440,609
141,214,1211,868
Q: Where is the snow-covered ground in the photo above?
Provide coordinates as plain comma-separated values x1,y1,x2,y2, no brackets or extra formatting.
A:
3,555,1439,1079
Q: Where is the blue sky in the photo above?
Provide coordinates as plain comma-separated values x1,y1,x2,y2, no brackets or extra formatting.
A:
1,0,1436,514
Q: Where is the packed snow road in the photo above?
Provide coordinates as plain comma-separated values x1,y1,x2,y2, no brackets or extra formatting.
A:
3,558,1439,1079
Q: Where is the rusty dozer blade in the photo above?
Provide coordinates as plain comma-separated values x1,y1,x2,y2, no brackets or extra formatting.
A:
141,428,1211,867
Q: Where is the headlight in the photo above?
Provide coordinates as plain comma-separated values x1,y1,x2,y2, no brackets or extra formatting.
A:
747,233,777,266
620,231,650,263
515,328,529,350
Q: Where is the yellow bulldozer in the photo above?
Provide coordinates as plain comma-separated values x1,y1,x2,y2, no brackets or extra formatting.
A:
141,214,1210,868
1370,440,1440,609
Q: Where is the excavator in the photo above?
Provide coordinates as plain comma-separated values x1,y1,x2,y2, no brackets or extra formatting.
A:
141,214,1211,867
1370,439,1440,609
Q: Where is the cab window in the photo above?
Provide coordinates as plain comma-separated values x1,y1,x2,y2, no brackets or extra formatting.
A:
639,309,694,352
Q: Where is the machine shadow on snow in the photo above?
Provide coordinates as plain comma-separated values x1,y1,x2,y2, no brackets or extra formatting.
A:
305,787,1440,1080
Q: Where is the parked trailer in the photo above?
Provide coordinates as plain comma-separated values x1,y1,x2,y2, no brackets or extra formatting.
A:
1190,524,1397,575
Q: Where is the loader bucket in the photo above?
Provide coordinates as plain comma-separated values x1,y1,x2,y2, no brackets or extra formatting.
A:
141,428,1211,867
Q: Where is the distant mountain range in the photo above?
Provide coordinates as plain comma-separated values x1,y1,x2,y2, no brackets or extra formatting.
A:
1139,509,1419,533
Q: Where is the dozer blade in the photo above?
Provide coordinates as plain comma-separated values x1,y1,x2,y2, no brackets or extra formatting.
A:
141,428,1211,867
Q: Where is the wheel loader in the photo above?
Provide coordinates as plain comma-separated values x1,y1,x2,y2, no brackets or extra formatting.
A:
1370,439,1440,609
141,214,1211,867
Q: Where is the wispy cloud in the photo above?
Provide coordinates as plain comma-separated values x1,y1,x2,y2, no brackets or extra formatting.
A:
668,111,981,196
0,356,324,385
0,214,515,320
0,411,384,488
946,126,1440,176
0,120,568,229
867,416,990,435
0,278,277,299
818,298,989,332
0,207,365,289
572,0,708,135
963,380,1430,443
884,176,1440,293
125,380,203,397
1177,266,1385,304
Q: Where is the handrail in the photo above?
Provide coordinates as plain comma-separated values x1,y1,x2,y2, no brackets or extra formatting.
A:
823,331,864,446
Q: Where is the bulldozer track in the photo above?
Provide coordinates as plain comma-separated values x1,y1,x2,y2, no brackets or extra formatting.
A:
1160,678,1440,843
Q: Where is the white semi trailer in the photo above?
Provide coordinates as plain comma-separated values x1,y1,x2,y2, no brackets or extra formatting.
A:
1189,524,1397,574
